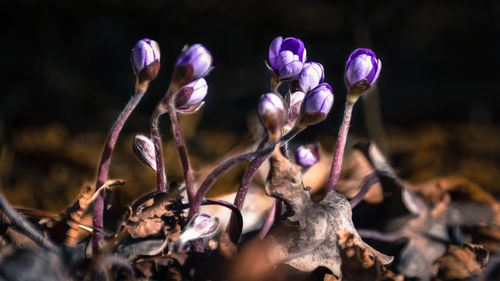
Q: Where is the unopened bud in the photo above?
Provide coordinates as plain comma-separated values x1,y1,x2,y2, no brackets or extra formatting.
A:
268,36,307,80
291,62,324,93
176,44,212,80
258,93,287,141
133,135,157,171
131,38,161,83
345,48,381,102
285,91,305,131
175,78,208,112
298,83,334,127
174,214,219,252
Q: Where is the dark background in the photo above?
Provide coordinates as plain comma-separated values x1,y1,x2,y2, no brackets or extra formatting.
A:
2,0,499,133
1,0,499,210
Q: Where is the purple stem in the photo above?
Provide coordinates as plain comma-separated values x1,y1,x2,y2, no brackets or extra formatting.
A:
349,172,379,208
151,109,167,192
187,145,275,221
93,87,147,254
258,200,276,239
326,102,354,193
166,98,196,203
226,127,301,241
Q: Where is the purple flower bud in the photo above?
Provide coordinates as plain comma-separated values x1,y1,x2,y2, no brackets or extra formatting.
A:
295,144,319,167
258,93,287,141
131,38,161,82
176,44,212,80
299,83,334,126
175,78,208,110
285,91,305,130
133,135,157,171
292,62,324,93
174,214,219,251
345,48,381,89
268,36,307,80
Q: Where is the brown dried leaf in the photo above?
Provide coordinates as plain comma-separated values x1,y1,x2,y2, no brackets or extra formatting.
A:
435,243,489,280
44,183,95,245
125,191,183,239
263,146,392,278
338,229,403,281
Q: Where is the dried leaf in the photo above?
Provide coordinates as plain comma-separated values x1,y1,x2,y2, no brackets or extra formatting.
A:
338,229,403,281
125,191,183,239
435,243,489,280
263,146,392,278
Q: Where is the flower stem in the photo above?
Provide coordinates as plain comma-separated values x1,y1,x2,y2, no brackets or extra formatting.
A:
151,109,167,192
166,97,195,203
92,82,147,255
226,126,302,241
326,101,354,194
187,145,275,221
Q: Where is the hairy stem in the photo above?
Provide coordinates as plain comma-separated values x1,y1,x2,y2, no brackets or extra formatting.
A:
151,109,167,192
326,101,354,194
93,84,147,254
166,97,195,203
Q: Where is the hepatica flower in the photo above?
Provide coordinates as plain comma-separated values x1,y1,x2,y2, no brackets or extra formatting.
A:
345,48,381,95
175,78,208,112
292,62,324,93
258,93,287,141
299,83,334,126
131,38,161,82
176,44,212,80
295,144,319,167
269,36,307,80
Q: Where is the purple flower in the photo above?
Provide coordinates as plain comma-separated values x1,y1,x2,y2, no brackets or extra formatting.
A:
258,93,286,140
304,83,334,115
292,62,324,93
133,135,157,171
175,78,208,110
131,38,161,81
299,83,334,126
295,144,319,167
268,36,307,80
345,48,381,88
174,214,219,251
176,44,212,79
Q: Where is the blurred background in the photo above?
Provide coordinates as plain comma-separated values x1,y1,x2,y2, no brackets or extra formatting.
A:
1,0,499,212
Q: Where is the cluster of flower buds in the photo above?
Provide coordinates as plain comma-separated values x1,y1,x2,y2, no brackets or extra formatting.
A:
258,93,287,141
345,48,381,103
173,214,219,252
131,38,161,84
295,144,319,167
261,36,333,135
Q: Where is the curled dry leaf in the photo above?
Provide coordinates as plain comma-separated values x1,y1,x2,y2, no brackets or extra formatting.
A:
44,183,96,245
125,191,183,240
435,243,489,280
337,229,403,281
263,145,392,278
